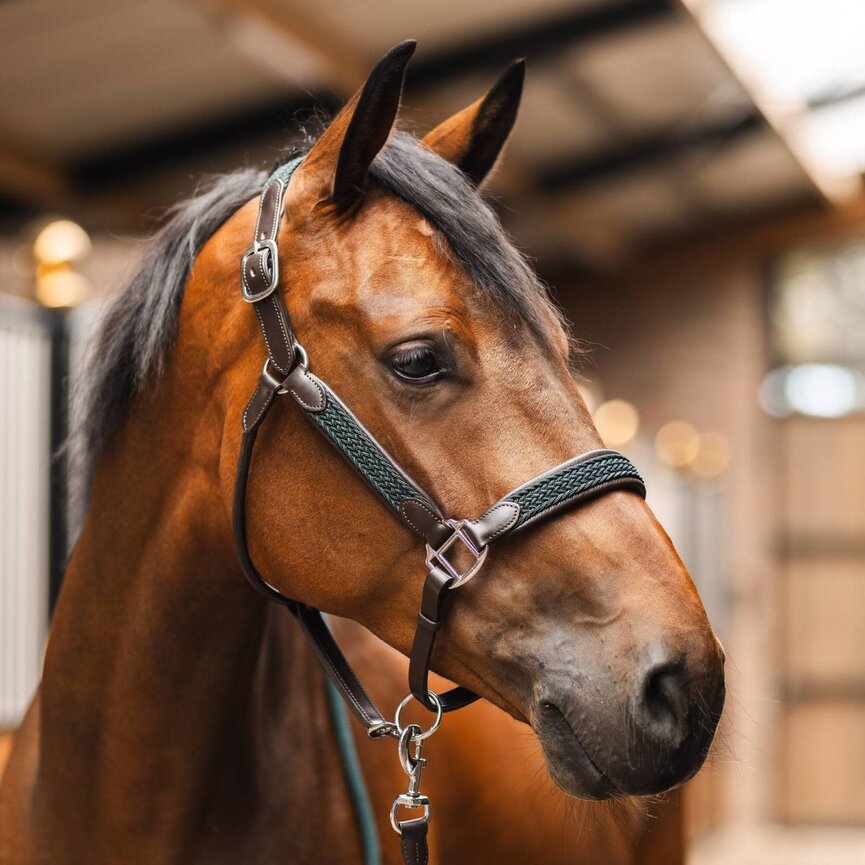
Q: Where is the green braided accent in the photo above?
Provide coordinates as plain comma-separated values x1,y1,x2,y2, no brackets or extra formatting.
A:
269,156,304,185
509,453,643,527
307,392,426,516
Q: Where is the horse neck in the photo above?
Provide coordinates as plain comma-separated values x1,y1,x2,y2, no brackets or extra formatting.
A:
37,359,331,852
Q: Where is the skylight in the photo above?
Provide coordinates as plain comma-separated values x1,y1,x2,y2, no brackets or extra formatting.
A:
684,0,865,195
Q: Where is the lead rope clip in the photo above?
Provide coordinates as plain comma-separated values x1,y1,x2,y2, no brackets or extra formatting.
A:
390,724,431,833
389,691,442,835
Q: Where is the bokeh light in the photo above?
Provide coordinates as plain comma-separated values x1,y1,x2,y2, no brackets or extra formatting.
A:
593,399,639,448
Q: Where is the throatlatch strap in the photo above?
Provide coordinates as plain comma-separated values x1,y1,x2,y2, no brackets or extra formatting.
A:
233,404,397,735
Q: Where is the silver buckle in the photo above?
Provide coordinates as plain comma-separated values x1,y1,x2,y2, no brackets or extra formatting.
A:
241,238,279,303
424,519,488,587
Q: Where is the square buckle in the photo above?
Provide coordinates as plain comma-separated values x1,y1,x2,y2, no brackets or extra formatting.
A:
424,519,488,587
241,239,279,303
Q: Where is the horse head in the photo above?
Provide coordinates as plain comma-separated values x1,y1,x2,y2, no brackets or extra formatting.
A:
195,41,725,800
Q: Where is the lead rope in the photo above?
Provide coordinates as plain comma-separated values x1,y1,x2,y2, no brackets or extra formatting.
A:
325,680,383,865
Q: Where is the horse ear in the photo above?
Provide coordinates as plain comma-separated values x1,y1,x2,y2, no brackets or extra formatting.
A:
422,59,525,186
302,40,416,209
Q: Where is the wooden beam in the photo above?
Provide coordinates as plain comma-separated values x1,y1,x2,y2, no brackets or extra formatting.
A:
0,145,70,209
536,110,763,194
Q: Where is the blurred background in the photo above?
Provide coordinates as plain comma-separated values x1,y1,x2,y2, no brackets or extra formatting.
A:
1,0,864,861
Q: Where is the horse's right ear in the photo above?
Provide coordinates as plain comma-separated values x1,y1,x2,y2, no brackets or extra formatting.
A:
300,40,416,210
422,59,525,186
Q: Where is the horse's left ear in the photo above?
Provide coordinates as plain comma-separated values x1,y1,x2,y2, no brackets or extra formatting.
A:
422,59,525,186
302,40,416,209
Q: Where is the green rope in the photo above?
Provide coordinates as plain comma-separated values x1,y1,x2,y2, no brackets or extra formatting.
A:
325,678,383,865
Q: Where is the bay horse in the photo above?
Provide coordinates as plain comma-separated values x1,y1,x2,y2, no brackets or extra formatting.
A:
0,41,724,865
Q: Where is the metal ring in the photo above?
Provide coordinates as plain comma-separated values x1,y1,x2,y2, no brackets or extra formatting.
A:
293,342,309,371
394,691,442,742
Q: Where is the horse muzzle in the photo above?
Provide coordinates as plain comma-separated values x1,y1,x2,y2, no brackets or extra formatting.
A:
531,642,726,799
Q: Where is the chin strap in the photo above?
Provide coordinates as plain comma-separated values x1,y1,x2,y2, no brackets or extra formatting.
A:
232,157,647,863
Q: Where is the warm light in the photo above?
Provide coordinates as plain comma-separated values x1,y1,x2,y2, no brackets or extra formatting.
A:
593,399,639,448
31,219,91,308
691,432,731,478
35,270,90,309
655,421,699,468
33,220,91,265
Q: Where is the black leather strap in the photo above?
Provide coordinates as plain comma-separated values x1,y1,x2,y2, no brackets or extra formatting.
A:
233,368,397,737
409,567,478,712
289,370,444,531
398,817,429,865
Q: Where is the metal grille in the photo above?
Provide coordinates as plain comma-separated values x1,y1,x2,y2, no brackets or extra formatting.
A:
0,298,52,726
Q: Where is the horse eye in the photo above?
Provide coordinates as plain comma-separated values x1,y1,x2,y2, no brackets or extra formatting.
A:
390,345,443,383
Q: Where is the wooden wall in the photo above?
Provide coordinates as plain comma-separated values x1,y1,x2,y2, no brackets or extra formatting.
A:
551,204,865,832
780,418,865,824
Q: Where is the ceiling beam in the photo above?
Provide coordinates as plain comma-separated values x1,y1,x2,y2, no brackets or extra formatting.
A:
0,145,71,209
536,109,763,194
64,0,677,197
808,81,865,111
69,93,334,193
198,0,368,92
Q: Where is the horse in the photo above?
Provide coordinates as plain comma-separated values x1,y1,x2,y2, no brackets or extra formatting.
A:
0,41,724,865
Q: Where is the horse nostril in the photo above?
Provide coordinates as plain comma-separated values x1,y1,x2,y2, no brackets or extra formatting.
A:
639,661,690,747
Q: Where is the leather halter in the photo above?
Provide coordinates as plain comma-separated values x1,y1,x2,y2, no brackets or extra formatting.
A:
232,157,646,858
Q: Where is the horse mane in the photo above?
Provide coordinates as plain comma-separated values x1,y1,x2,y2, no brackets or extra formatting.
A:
69,126,567,501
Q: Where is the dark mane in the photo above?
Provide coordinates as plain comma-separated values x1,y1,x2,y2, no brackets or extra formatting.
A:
69,128,566,496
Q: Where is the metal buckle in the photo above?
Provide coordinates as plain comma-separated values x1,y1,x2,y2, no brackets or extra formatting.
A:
424,519,488,587
241,238,279,303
